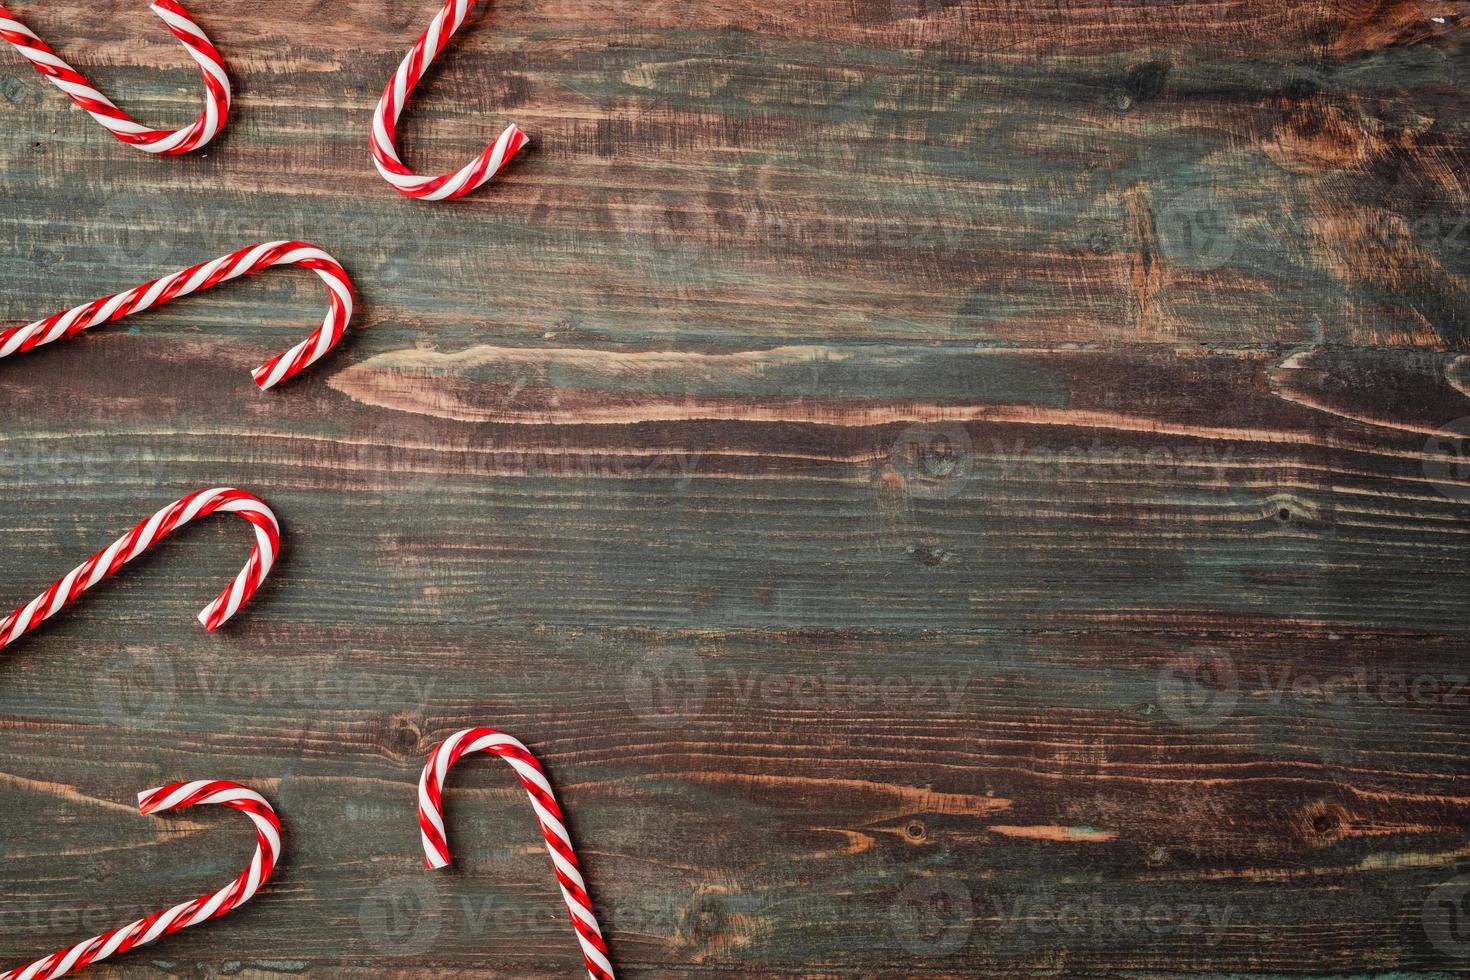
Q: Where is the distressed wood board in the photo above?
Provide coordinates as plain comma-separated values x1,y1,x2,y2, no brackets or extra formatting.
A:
3,0,1470,975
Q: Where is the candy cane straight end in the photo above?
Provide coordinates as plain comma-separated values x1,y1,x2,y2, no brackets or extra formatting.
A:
386,121,531,203
137,783,181,812
250,365,279,392
502,124,531,165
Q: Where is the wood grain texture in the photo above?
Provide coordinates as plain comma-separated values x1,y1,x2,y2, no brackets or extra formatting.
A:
2,0,1470,975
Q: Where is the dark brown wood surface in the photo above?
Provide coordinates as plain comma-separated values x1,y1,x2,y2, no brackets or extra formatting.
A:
3,0,1470,975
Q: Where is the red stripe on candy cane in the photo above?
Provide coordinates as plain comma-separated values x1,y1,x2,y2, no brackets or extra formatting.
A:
0,242,355,390
0,781,284,980
0,1,231,155
0,488,281,651
418,728,615,980
371,0,529,201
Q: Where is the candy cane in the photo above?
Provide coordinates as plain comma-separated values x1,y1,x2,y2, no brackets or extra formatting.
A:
0,487,280,651
0,242,354,390
0,1,230,155
418,728,614,980
371,0,530,201
1,781,283,980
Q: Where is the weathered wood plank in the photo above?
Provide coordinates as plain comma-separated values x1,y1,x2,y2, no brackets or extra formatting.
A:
2,0,1470,975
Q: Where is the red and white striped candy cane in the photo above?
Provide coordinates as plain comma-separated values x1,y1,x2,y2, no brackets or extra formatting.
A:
0,1,230,155
0,487,280,651
419,728,614,980
0,242,354,390
371,0,530,201
1,780,283,980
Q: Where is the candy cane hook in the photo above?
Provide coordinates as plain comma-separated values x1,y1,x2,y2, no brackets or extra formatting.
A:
0,487,280,651
1,781,283,980
0,1,231,155
419,728,614,980
0,242,354,390
372,0,530,201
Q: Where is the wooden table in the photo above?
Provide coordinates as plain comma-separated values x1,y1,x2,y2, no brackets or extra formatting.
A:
3,0,1469,975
